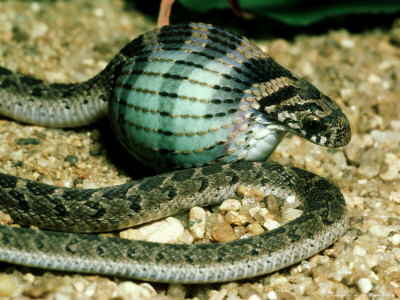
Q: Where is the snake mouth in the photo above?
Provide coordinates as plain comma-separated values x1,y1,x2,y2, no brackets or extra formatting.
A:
327,114,352,148
285,123,351,149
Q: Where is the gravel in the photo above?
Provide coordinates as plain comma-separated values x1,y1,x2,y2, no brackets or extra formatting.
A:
0,0,400,299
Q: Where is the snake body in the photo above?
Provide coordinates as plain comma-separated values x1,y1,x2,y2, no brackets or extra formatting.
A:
0,23,351,283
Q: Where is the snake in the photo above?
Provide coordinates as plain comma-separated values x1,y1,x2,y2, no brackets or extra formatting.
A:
0,23,351,283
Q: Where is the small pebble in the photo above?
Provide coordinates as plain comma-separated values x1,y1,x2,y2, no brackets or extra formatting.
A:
282,208,302,222
357,162,380,178
367,73,381,84
353,245,367,256
266,290,278,300
208,289,227,300
389,234,400,246
225,211,248,226
238,285,262,299
167,283,187,298
0,212,13,225
23,273,35,284
263,219,281,231
73,281,86,293
332,151,348,169
371,130,400,144
117,282,155,300
219,199,241,212
247,223,264,235
393,287,400,298
82,179,98,189
379,153,400,181
237,186,264,201
276,291,296,300
83,281,96,297
211,223,236,242
368,224,391,238
119,228,142,240
340,37,355,48
365,254,380,268
189,207,206,239
249,207,269,219
233,225,247,237
357,278,373,294
120,217,183,243
0,274,17,297
176,229,194,244
390,192,400,204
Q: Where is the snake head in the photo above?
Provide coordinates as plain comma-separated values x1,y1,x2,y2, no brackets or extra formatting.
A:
258,76,351,148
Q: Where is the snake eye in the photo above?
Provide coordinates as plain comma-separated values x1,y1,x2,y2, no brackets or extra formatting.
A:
303,115,322,132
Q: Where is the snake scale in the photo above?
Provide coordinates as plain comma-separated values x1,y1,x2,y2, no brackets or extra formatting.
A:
0,23,351,283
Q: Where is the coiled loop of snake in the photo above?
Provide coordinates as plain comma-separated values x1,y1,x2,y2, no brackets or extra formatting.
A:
0,23,351,283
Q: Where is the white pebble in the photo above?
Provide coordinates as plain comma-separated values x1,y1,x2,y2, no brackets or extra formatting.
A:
368,224,391,238
284,195,299,208
371,130,400,144
341,37,355,48
73,281,86,293
352,245,367,256
389,234,400,246
219,199,241,212
30,22,49,39
366,254,380,268
270,274,288,286
208,289,227,300
282,208,302,222
248,294,262,300
37,158,48,167
263,219,281,231
266,290,278,300
249,207,268,218
94,7,105,17
83,281,97,297
380,153,400,181
117,282,155,300
368,73,381,84
177,229,195,244
23,273,35,284
30,2,41,12
357,278,373,294
82,179,98,189
332,151,348,169
390,192,400,204
120,228,142,240
0,274,17,297
62,178,74,188
226,211,248,226
10,149,23,161
392,248,400,260
189,207,206,239
391,120,400,130
121,217,183,243
167,283,187,298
